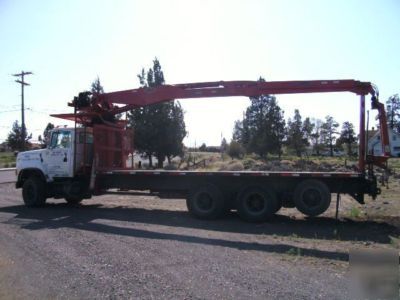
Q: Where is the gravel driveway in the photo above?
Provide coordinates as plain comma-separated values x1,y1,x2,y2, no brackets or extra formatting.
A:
0,183,398,299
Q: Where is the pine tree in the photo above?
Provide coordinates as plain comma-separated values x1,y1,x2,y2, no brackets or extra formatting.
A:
43,122,55,145
286,109,308,157
91,76,104,94
236,77,286,158
302,117,314,146
310,118,324,155
232,120,243,143
7,120,32,151
199,143,207,152
128,58,186,168
321,115,339,156
386,94,400,133
337,121,356,156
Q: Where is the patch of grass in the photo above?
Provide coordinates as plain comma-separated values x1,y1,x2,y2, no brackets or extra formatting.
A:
388,157,400,173
389,236,399,248
286,247,302,256
349,206,361,218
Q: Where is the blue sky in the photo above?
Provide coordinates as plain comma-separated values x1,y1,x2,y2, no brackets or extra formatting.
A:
0,0,399,146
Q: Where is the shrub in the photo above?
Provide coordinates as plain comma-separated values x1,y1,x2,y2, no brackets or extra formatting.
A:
242,157,256,169
164,163,178,170
218,161,244,171
227,141,245,159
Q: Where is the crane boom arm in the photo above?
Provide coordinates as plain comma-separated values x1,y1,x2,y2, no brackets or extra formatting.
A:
51,78,390,170
97,79,374,112
52,79,376,120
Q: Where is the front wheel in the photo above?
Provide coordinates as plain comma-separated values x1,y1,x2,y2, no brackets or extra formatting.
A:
22,177,47,207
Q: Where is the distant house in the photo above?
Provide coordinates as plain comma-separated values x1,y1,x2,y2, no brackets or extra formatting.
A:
29,142,42,150
368,127,400,157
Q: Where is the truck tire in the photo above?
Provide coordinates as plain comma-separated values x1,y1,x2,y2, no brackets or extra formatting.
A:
64,181,85,205
186,185,225,219
294,180,331,217
65,197,83,205
273,201,283,214
236,186,278,222
22,177,47,207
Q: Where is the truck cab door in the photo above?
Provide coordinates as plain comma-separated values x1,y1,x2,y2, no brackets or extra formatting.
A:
43,130,74,179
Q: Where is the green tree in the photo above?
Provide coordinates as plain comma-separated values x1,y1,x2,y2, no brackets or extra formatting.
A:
337,121,357,156
310,118,324,155
90,77,121,120
43,122,55,145
91,76,104,94
199,143,207,152
232,120,244,143
235,77,286,158
321,115,339,156
220,137,228,152
7,120,32,151
302,117,314,145
128,58,186,168
386,94,400,133
286,109,308,157
227,140,244,159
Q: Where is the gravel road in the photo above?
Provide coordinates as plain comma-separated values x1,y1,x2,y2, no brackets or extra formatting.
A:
0,170,15,184
0,183,398,299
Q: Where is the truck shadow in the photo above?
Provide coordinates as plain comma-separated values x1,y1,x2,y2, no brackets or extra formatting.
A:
0,203,398,262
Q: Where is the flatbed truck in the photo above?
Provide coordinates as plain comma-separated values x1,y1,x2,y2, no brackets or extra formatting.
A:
15,79,391,222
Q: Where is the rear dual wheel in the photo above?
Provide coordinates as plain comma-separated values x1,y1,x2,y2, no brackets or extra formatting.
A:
186,184,226,219
236,186,278,222
294,180,331,217
64,181,86,205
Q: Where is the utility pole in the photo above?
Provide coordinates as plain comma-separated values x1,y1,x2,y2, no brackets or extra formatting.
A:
12,71,33,151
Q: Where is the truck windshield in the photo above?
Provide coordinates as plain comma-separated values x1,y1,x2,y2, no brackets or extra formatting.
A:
50,131,71,149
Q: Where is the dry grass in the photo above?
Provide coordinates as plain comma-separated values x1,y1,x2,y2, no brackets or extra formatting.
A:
0,152,16,168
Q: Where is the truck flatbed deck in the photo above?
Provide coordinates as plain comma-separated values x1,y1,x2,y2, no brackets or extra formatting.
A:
99,169,362,178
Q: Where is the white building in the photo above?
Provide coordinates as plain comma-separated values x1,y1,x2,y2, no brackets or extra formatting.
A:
368,127,400,157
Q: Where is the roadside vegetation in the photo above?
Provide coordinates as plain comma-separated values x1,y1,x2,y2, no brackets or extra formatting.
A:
0,152,16,168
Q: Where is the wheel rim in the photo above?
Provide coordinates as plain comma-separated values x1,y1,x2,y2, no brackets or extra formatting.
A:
245,193,265,213
302,188,322,208
195,192,214,212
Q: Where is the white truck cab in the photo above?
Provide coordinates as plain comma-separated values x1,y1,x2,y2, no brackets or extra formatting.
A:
16,127,93,206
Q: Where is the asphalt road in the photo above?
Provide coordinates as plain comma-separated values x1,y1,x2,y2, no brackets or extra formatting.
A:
0,183,398,299
0,169,15,184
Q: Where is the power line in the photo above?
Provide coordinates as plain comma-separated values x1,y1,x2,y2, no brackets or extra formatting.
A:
0,109,22,114
12,71,33,151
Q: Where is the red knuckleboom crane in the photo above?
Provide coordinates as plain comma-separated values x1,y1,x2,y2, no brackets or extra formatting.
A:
14,78,392,218
52,79,390,172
